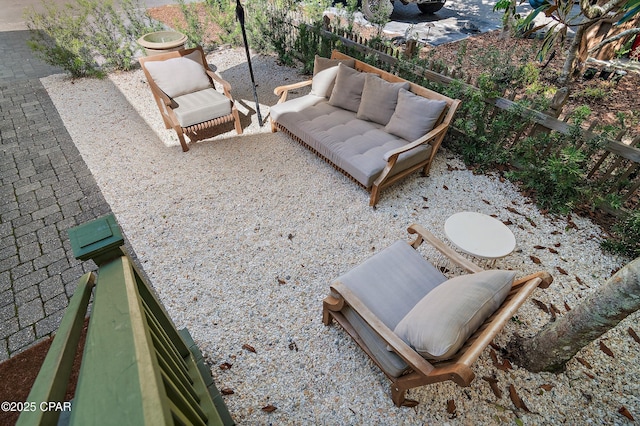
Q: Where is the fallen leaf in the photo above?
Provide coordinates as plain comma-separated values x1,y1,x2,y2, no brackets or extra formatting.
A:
584,371,595,379
262,404,277,413
629,327,640,345
575,276,589,287
242,344,256,353
556,266,568,275
447,399,457,416
540,384,554,391
443,185,449,190
526,217,537,227
564,301,571,311
548,247,558,254
554,242,561,247
277,277,286,285
502,220,513,226
576,357,592,369
482,199,491,205
550,303,562,317
506,206,523,215
599,341,615,358
287,233,294,240
618,406,635,421
532,298,549,313
530,255,542,265
483,376,503,398
422,196,428,202
402,399,419,407
289,341,299,351
551,230,561,235
534,245,546,249
508,385,530,412
221,388,235,395
219,362,233,370
490,349,512,371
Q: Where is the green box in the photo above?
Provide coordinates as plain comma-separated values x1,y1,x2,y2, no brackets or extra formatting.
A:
68,214,124,263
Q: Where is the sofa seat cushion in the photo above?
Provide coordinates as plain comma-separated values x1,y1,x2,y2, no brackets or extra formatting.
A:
172,88,232,128
278,102,433,188
270,94,326,122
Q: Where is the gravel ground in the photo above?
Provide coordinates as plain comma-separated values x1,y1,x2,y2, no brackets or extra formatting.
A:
41,47,638,424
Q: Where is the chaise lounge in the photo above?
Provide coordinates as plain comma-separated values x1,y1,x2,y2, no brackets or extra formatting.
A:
323,224,553,406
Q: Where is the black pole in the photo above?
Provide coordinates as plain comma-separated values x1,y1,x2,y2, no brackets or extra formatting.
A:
236,0,263,126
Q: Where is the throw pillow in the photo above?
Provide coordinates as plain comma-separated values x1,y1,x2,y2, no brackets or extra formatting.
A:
357,75,410,126
144,51,211,98
328,63,372,113
310,56,356,98
393,269,517,360
384,89,447,141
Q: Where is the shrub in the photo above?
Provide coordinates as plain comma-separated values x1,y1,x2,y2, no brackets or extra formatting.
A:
25,0,162,78
601,209,640,258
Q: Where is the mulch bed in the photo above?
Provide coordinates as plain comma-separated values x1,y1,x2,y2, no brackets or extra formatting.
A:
0,319,88,425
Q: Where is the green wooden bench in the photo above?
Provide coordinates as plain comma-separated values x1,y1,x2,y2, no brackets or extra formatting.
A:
17,215,233,426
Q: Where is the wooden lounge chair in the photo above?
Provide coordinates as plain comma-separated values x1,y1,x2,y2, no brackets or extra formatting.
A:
323,224,552,406
139,46,242,152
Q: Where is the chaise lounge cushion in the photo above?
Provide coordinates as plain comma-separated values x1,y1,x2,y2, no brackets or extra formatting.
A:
310,55,356,98
394,269,517,360
143,50,212,98
276,102,433,188
385,88,448,142
172,88,232,127
336,240,448,377
357,75,410,126
328,63,374,113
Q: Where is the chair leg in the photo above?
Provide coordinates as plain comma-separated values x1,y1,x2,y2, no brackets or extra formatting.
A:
174,127,190,152
233,108,243,135
270,119,278,133
369,185,380,207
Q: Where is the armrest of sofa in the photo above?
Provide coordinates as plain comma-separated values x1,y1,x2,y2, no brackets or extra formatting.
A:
383,122,449,162
273,80,313,104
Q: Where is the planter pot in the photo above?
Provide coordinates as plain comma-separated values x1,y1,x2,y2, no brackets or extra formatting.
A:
137,31,188,56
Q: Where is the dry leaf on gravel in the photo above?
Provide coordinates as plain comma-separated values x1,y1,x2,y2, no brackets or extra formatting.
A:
530,255,542,264
262,404,277,413
508,385,530,412
556,266,568,275
629,327,640,345
576,357,593,369
599,341,615,357
540,384,555,392
483,376,503,399
618,406,635,421
219,362,233,370
447,399,457,416
221,388,235,395
532,298,549,313
242,343,256,353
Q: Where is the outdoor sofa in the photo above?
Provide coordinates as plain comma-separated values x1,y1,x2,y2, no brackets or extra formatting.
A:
270,51,461,206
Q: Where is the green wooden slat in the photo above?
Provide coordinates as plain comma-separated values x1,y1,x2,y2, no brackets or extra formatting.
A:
17,273,95,426
132,263,191,358
161,369,208,425
155,348,202,409
69,257,172,425
142,298,191,379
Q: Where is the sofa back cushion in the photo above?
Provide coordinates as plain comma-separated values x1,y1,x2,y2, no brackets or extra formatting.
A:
144,50,211,98
310,56,356,98
357,75,410,126
393,269,516,360
385,88,447,142
328,63,373,113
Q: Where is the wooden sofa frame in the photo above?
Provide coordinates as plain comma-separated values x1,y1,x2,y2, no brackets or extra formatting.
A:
139,46,243,152
272,51,461,207
322,224,553,406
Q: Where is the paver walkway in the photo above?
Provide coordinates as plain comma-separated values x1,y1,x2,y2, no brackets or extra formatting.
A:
0,30,112,361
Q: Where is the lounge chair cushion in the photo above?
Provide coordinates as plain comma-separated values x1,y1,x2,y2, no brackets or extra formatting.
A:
337,241,448,330
144,50,212,98
328,63,373,113
394,269,517,360
385,89,447,142
310,56,356,98
172,88,232,127
357,75,410,126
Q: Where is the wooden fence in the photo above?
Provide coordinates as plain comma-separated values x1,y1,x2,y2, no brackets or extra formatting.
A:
269,12,640,214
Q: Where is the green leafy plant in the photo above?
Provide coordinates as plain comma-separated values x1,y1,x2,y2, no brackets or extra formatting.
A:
175,0,205,48
25,0,161,78
601,209,640,258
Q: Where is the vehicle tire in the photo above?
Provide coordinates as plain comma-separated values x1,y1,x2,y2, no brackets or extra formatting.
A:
417,1,445,14
362,0,394,21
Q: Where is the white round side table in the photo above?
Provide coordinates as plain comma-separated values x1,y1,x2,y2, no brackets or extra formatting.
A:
444,211,516,266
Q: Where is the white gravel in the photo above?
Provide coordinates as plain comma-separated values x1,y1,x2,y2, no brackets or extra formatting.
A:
41,47,638,425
